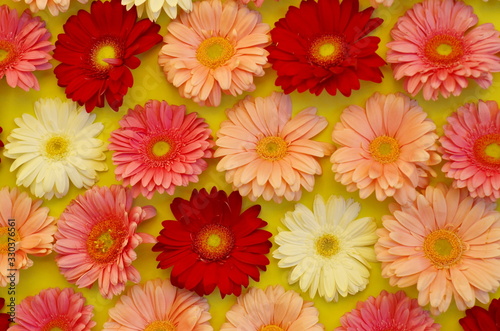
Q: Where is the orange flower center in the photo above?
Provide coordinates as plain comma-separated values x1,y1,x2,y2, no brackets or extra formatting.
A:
0,40,18,68
44,135,70,160
423,229,464,269
90,36,123,73
424,34,464,67
315,234,340,258
196,37,234,69
308,35,346,67
193,224,235,261
256,136,288,161
144,320,176,331
473,133,500,169
260,325,284,331
0,226,20,254
86,219,127,264
369,136,400,164
41,316,72,331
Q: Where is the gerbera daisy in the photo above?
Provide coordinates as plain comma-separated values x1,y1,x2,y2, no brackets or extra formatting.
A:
215,92,334,203
54,185,156,299
103,278,213,330
221,285,324,331
158,0,270,107
387,0,500,100
8,288,95,331
274,195,377,302
0,298,11,330
459,298,500,331
331,92,441,205
336,290,441,331
375,184,500,314
121,0,192,21
0,187,55,287
369,0,394,7
153,187,272,297
3,98,108,200
53,0,162,112
11,0,87,16
266,0,385,97
108,100,214,199
0,5,53,91
441,100,500,201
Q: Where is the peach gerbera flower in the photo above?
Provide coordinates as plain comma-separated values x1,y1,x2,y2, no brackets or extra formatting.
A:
215,92,334,202
441,100,500,201
0,187,55,287
54,185,156,299
158,0,270,107
103,278,212,331
375,184,500,315
11,0,87,15
221,285,324,331
331,92,441,205
387,0,500,100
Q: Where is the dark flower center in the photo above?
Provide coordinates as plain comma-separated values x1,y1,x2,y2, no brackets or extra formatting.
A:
86,219,127,264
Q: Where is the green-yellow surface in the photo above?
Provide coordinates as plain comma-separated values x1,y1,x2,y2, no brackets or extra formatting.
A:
1,0,500,329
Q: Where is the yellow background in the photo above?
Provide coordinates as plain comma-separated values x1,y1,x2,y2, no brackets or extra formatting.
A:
1,0,500,329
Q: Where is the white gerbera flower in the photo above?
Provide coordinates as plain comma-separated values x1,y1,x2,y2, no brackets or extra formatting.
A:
4,98,108,199
273,195,378,302
121,0,192,21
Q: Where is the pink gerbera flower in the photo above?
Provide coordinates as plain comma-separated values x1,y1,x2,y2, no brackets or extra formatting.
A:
158,0,270,107
221,285,324,331
9,288,95,331
331,92,441,205
387,0,500,100
375,184,500,314
441,100,500,201
54,185,156,299
215,92,334,202
103,278,213,331
108,100,214,199
0,5,53,91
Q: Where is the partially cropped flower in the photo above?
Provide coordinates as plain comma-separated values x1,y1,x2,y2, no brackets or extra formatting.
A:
11,0,87,15
336,290,441,331
8,288,95,331
331,92,441,205
122,0,192,21
441,100,500,201
109,100,213,199
459,298,500,331
369,0,394,7
54,185,156,299
153,187,272,297
387,0,500,100
0,5,53,91
0,127,3,162
274,195,377,302
0,298,11,330
0,187,55,287
158,0,270,107
103,278,213,331
221,285,324,331
237,0,265,7
215,92,334,203
4,98,107,200
375,184,500,314
53,0,162,112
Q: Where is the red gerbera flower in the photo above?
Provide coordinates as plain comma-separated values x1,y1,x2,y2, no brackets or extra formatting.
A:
0,298,10,331
267,0,385,96
153,187,272,297
53,0,162,112
459,299,500,331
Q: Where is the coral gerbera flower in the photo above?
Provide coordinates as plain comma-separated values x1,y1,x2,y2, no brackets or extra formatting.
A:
103,278,213,331
215,92,334,203
220,285,324,331
0,187,55,287
0,5,53,91
459,298,500,331
331,92,441,205
441,100,500,201
336,290,441,331
121,0,192,21
8,288,95,331
54,185,156,299
53,0,162,112
274,195,378,302
3,98,108,200
375,184,500,314
158,0,270,107
266,0,385,97
108,100,214,199
153,187,272,297
387,0,500,100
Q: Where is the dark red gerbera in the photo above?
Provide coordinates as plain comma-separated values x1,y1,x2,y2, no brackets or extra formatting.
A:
267,0,385,97
153,187,272,297
0,298,10,331
53,0,162,112
459,299,500,331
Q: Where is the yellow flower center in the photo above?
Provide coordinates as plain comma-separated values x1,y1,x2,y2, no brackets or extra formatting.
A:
424,34,464,67
423,229,464,269
144,320,176,331
256,136,288,161
0,40,17,67
259,325,284,331
45,136,70,160
369,136,400,164
473,133,500,170
308,35,346,67
152,140,171,157
315,234,340,258
90,36,123,73
41,317,71,331
196,37,234,69
96,45,116,67
86,219,127,264
193,224,235,261
0,226,20,254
